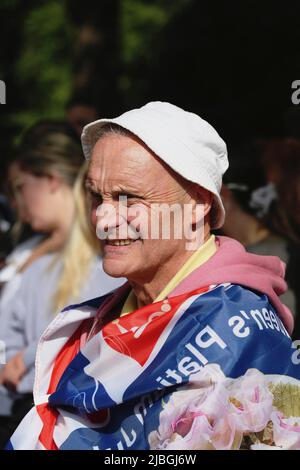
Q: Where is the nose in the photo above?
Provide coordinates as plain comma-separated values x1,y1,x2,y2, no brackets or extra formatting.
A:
95,201,128,240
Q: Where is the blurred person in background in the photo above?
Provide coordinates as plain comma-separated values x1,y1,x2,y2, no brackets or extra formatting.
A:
220,140,296,315
0,122,83,340
0,126,124,448
260,138,300,339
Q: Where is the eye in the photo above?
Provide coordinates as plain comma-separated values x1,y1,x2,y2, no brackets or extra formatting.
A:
88,190,103,206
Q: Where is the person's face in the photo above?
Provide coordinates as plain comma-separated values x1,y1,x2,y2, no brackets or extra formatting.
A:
86,133,205,283
8,162,60,232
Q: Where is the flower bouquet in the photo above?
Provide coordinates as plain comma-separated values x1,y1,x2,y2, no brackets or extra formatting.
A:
149,364,300,450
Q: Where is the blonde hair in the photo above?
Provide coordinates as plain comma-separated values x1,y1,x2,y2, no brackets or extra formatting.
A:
8,122,100,312
51,162,100,313
13,132,83,187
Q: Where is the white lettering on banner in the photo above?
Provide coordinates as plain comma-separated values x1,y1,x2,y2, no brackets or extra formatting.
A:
155,325,228,388
178,356,202,376
194,325,227,349
228,316,250,338
134,390,164,425
121,427,137,447
185,343,208,365
155,308,292,389
229,309,289,338
94,427,138,451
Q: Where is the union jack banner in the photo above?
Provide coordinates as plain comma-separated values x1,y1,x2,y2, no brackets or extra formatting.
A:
6,283,300,450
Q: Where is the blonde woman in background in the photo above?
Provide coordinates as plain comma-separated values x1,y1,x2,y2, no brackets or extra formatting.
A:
0,124,124,447
0,122,84,328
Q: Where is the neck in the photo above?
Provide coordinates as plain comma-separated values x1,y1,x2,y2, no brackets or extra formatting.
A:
129,256,189,308
130,225,211,308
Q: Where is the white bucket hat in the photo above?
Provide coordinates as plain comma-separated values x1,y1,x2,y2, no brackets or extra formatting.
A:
81,101,229,228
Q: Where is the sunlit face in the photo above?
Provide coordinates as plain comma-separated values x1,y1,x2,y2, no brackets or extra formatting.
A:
86,133,205,283
8,162,61,232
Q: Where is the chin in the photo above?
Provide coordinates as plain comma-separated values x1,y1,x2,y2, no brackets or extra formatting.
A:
102,261,129,279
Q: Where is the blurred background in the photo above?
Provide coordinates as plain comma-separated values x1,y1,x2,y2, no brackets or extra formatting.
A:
1,0,300,158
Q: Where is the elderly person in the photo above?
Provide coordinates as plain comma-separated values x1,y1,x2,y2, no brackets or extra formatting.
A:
7,103,300,450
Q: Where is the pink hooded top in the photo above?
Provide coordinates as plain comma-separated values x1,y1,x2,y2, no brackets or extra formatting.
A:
170,236,294,334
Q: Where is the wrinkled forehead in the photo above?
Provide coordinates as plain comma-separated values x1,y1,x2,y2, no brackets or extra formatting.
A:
87,133,185,191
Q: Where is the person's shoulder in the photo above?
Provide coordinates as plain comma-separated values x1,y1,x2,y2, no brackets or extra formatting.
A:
7,234,43,260
184,283,297,378
191,283,290,338
20,252,59,279
0,235,44,283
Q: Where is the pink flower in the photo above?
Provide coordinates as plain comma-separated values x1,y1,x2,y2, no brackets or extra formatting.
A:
271,412,300,449
149,378,213,448
148,364,242,450
148,365,300,450
226,369,274,433
158,414,215,450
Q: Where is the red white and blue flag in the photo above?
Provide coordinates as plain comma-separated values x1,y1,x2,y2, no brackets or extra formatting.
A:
6,283,300,450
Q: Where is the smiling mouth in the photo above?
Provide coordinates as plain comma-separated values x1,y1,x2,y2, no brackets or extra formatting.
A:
105,239,139,246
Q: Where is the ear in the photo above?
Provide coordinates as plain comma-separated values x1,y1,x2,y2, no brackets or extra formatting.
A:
191,187,213,225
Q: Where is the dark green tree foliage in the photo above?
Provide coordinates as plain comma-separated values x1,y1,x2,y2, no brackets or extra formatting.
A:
0,0,38,178
0,0,74,183
65,0,121,116
130,1,300,143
